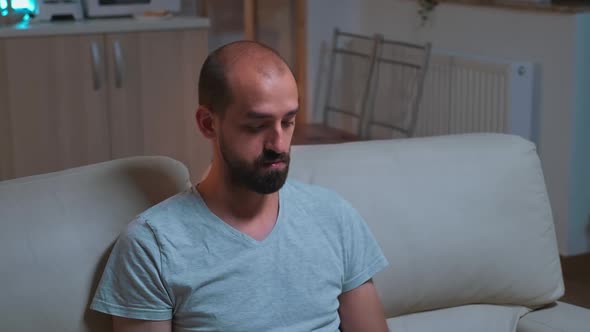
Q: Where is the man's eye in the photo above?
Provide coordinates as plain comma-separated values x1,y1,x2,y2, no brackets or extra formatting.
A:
282,121,295,128
246,124,266,132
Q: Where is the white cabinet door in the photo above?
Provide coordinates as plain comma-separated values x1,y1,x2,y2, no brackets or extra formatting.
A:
106,29,211,181
0,34,110,180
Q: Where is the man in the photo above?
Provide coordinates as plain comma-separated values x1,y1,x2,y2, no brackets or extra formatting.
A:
91,41,389,331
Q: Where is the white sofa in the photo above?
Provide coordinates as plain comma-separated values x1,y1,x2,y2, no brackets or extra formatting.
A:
0,133,589,331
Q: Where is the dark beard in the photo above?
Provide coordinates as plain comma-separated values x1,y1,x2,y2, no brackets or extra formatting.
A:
219,138,290,194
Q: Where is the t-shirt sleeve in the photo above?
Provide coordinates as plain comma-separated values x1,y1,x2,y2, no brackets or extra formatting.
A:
339,198,389,293
90,218,173,320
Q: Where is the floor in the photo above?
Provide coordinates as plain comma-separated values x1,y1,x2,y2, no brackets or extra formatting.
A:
560,254,590,308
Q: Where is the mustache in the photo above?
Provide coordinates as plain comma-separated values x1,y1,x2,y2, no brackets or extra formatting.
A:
257,149,290,164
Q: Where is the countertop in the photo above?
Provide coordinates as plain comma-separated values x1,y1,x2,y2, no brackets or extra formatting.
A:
0,16,210,38
439,0,590,14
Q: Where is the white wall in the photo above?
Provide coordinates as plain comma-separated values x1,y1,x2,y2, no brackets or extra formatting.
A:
307,0,579,254
570,13,590,255
306,0,365,120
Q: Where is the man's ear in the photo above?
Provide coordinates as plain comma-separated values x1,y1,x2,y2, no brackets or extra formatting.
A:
196,105,217,139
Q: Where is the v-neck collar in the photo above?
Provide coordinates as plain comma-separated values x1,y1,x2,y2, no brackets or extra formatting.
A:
190,184,286,247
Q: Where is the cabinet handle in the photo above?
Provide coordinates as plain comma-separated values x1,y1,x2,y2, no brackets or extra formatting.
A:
113,40,125,89
90,41,102,91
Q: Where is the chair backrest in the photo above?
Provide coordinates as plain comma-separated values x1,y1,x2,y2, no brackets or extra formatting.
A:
363,38,432,139
0,156,191,332
321,28,381,137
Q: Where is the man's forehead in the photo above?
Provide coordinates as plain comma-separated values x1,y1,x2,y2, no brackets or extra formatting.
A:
243,109,299,119
223,73,298,119
225,61,287,89
225,103,298,121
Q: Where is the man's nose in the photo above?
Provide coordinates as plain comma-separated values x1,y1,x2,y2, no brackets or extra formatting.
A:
265,124,289,153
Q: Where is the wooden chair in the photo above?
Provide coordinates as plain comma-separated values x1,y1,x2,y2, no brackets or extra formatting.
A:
293,28,381,145
362,38,432,139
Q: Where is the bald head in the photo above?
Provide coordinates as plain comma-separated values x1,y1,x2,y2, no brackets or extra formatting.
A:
198,41,292,115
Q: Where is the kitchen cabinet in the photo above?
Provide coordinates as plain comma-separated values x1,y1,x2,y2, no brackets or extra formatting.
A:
0,18,211,182
1,34,110,179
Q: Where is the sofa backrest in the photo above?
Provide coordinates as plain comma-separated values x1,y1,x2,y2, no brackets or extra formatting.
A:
0,134,565,329
0,156,190,332
290,133,564,318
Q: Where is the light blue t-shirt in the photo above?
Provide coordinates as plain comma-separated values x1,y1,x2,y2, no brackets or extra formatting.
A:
91,180,388,331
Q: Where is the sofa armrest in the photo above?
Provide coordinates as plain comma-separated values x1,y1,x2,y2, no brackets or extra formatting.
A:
517,301,590,332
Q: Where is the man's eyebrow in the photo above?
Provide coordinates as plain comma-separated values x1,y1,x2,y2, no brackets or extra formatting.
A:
284,109,299,117
245,109,299,119
246,111,273,119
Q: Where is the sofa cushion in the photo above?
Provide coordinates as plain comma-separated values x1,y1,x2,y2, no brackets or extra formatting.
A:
517,301,590,332
387,304,531,332
0,156,190,332
290,134,564,317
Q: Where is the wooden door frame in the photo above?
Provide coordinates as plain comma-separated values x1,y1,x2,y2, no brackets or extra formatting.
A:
293,0,307,126
243,0,257,41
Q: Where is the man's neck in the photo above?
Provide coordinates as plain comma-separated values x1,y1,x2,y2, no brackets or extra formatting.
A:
196,167,280,240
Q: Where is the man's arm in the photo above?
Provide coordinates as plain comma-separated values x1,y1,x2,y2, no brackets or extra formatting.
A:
113,316,172,332
338,279,389,332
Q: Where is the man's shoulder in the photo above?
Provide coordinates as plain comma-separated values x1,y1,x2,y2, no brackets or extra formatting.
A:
284,179,340,199
283,180,364,239
118,189,196,238
284,179,351,211
118,189,201,247
138,189,195,221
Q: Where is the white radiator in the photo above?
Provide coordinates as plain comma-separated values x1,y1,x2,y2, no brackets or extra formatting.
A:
415,52,534,140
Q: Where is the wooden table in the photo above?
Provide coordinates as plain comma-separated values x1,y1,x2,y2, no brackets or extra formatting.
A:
292,123,362,145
